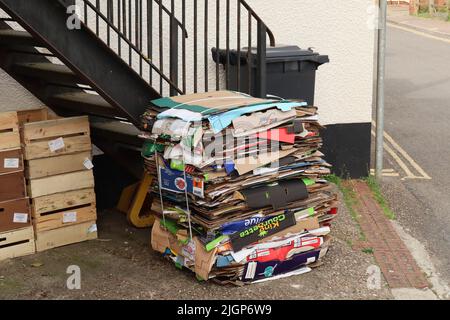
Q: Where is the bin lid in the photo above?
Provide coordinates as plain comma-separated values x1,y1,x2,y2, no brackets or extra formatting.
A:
245,45,329,64
211,45,329,66
266,45,317,58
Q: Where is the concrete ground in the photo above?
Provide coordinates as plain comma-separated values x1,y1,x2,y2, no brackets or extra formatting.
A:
0,187,393,300
375,6,450,298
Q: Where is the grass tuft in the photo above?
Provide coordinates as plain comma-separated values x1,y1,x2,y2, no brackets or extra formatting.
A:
362,247,374,255
364,175,396,220
325,174,365,241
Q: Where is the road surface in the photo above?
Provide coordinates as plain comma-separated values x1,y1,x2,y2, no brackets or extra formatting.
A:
382,24,450,291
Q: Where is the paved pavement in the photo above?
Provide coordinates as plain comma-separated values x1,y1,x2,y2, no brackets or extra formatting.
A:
388,5,450,39
379,14,450,297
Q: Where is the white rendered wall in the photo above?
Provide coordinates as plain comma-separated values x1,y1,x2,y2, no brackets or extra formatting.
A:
0,69,44,111
245,0,376,125
0,9,44,111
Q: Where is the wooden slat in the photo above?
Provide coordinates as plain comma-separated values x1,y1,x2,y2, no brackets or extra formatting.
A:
33,204,97,232
0,227,35,261
26,151,92,179
35,220,97,252
17,108,49,126
0,198,31,233
32,188,96,215
28,171,95,198
0,132,21,151
23,135,92,160
0,112,19,131
0,112,20,151
23,116,90,142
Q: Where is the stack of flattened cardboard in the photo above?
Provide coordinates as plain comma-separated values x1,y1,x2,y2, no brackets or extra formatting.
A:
141,91,338,284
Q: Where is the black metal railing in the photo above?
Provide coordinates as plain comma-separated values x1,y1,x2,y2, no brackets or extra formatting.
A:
66,0,275,98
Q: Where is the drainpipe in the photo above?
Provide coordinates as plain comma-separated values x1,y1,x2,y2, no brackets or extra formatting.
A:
375,0,387,180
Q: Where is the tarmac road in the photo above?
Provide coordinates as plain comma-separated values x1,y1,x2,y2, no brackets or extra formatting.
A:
382,25,450,288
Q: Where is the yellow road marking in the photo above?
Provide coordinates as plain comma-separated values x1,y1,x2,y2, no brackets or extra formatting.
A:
388,22,450,45
382,130,432,180
371,124,431,180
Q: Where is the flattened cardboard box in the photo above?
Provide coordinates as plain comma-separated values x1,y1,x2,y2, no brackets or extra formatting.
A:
152,91,270,114
151,219,218,280
243,247,328,282
230,212,296,251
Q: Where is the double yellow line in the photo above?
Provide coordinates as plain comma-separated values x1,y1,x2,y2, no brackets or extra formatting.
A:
372,121,431,180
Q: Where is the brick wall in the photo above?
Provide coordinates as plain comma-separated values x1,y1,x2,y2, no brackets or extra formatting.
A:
410,0,448,14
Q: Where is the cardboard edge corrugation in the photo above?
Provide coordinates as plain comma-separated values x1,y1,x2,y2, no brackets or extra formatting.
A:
151,218,218,280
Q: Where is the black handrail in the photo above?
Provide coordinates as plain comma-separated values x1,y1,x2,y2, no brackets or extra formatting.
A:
240,0,275,47
60,0,186,95
60,0,275,99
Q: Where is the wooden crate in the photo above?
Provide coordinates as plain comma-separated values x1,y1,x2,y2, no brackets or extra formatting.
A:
35,220,97,252
26,151,92,179
0,112,21,151
0,198,31,233
0,226,35,261
22,116,91,160
32,188,97,232
17,107,51,126
0,171,26,202
28,170,95,198
0,148,24,175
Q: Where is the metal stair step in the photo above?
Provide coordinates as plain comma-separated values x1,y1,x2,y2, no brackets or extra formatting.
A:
49,92,125,119
90,117,142,147
0,29,42,47
12,62,87,85
90,117,143,178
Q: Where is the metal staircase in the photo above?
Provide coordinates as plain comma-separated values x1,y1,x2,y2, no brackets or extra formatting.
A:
0,0,275,178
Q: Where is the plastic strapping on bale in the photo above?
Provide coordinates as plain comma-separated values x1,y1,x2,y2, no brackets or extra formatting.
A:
154,147,167,228
182,152,194,241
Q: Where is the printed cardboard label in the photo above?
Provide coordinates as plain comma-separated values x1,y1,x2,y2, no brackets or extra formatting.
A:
192,178,204,198
63,212,77,223
245,262,257,279
48,137,65,152
13,213,28,224
159,167,204,198
88,223,97,233
4,158,19,169
181,240,196,262
83,158,94,170
230,212,296,251
243,248,322,281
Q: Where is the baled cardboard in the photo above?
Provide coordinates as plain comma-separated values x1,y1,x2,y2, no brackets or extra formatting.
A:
239,179,308,210
194,237,218,280
151,219,171,254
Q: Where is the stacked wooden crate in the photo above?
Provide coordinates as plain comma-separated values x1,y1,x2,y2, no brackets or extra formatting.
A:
0,112,35,261
21,110,98,252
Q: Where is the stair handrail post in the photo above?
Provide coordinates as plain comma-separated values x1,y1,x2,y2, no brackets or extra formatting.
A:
169,4,179,96
255,21,267,98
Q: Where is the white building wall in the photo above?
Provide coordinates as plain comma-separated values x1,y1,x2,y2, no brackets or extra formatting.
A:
247,0,376,125
0,69,44,111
